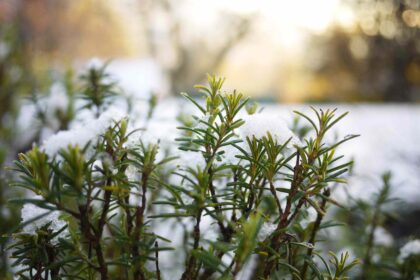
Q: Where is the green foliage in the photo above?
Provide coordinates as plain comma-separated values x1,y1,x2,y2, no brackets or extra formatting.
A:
325,251,361,280
80,61,120,115
333,171,420,279
5,73,365,280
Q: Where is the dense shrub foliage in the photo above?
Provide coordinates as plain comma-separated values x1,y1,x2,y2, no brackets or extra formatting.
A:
3,64,420,279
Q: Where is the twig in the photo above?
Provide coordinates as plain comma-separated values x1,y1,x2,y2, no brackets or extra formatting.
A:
133,172,149,280
181,208,203,280
362,199,381,277
301,189,330,279
155,241,161,280
269,181,283,215
254,152,303,278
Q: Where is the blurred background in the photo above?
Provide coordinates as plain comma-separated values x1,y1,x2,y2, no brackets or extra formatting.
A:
0,0,419,278
0,0,419,102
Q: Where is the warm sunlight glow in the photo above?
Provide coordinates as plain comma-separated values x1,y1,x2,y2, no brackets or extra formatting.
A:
183,0,354,47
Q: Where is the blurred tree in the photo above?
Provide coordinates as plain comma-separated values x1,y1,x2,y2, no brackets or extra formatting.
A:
137,0,253,95
306,0,419,102
0,0,131,63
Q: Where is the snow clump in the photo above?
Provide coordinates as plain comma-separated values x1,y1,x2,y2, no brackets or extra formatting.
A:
41,108,126,157
20,196,68,243
239,113,302,150
398,239,420,263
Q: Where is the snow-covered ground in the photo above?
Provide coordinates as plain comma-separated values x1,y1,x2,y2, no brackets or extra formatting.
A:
107,58,169,99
